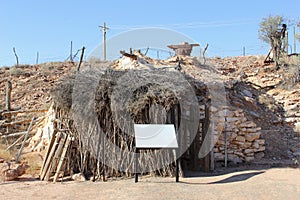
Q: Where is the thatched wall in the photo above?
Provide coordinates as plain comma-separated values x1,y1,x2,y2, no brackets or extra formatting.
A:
50,68,206,179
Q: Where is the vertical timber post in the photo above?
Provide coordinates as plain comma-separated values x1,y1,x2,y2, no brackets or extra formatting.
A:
135,148,139,183
5,80,12,111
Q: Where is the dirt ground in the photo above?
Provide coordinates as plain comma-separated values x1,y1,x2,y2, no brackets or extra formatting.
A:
0,166,299,200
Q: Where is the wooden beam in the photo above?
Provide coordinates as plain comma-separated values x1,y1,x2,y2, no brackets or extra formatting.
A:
5,80,12,111
1,131,27,138
45,133,66,181
1,119,32,127
53,134,71,182
1,109,48,116
40,132,61,180
6,134,25,150
15,117,35,163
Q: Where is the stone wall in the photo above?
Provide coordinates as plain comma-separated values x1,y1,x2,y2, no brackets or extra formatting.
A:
211,106,265,164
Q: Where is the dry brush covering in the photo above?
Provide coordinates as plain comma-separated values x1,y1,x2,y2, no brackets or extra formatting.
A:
50,67,206,179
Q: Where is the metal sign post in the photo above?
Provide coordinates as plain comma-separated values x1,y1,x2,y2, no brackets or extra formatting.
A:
134,124,179,183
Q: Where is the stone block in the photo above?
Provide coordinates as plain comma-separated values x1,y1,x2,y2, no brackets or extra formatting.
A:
245,132,261,142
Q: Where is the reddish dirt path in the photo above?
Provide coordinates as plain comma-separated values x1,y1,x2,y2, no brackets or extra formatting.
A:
0,167,300,200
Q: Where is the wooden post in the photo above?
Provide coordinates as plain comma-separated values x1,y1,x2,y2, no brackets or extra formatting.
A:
40,132,61,180
70,41,73,62
53,134,71,182
202,104,211,172
36,52,39,64
77,46,85,72
13,47,19,66
45,133,66,181
202,44,209,65
135,148,139,183
15,117,35,163
5,80,12,111
210,115,215,171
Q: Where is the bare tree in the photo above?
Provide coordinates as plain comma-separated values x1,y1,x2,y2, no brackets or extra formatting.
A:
259,15,286,65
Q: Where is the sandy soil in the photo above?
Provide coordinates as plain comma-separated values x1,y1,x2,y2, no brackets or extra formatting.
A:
0,167,299,200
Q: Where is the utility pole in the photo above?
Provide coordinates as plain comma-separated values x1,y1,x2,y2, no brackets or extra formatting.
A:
99,22,109,61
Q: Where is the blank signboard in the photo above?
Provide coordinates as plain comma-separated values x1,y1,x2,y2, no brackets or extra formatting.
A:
134,124,178,148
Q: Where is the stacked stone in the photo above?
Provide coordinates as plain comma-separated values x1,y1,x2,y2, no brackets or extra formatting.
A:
213,107,265,163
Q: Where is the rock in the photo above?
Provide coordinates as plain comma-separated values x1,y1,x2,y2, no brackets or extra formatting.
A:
256,146,266,152
71,173,86,182
290,147,298,153
236,136,246,142
252,141,259,149
234,151,245,158
244,149,255,154
256,139,265,145
254,152,265,160
226,117,240,123
245,156,255,162
230,132,238,140
232,141,245,146
228,154,243,164
293,152,300,156
249,111,260,118
294,122,300,132
240,121,257,128
246,128,259,133
0,162,29,181
242,89,253,98
214,153,225,161
241,142,252,149
245,132,261,142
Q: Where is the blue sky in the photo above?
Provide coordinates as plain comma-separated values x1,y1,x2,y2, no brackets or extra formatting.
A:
0,0,299,66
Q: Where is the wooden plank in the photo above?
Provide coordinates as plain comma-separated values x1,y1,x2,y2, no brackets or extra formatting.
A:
15,117,35,163
1,109,48,116
202,104,211,172
39,129,57,178
1,131,27,138
6,134,25,150
1,119,32,127
53,134,72,182
40,132,61,180
45,133,66,181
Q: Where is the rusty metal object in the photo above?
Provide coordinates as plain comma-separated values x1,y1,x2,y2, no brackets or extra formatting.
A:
168,42,199,56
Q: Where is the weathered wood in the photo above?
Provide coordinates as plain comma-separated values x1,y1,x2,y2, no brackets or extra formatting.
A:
77,46,85,71
15,117,35,163
202,43,209,65
13,47,19,66
1,109,48,116
202,104,211,172
40,132,61,180
120,50,137,60
45,133,66,181
5,80,12,111
53,134,71,182
6,134,25,150
1,119,32,127
1,131,27,138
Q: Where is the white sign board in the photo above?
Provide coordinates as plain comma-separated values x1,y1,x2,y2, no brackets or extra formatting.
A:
134,124,178,148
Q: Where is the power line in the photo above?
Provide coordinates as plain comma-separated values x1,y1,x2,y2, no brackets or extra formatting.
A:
110,19,258,30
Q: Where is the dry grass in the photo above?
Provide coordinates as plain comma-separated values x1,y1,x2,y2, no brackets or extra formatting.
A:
0,143,16,161
19,152,43,176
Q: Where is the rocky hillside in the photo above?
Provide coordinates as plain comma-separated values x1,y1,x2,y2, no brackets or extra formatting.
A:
0,62,76,111
0,55,299,164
